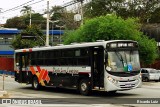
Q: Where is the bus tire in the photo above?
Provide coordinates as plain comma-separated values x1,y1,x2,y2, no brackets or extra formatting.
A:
145,77,149,82
32,76,41,90
79,79,91,96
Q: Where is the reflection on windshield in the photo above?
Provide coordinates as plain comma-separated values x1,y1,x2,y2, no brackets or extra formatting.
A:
106,51,140,72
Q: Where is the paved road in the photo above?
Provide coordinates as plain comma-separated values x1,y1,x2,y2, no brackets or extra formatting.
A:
0,76,160,107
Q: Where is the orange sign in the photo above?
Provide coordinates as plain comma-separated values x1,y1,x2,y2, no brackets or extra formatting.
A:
30,66,50,86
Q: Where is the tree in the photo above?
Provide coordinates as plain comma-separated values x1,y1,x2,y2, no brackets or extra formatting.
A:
20,6,34,15
50,6,80,30
150,7,160,23
50,6,64,21
83,0,160,23
11,25,45,49
63,14,158,65
24,13,46,29
123,0,159,23
4,16,26,29
5,6,46,29
84,0,125,18
4,13,46,29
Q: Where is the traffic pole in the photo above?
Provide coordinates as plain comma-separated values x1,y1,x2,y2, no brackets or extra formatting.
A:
3,74,4,90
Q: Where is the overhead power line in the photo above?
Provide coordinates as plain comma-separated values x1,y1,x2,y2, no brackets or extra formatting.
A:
1,0,44,14
62,0,79,8
1,0,34,13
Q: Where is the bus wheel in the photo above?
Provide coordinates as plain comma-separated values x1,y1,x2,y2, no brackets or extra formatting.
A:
32,76,41,90
145,77,149,82
79,79,91,96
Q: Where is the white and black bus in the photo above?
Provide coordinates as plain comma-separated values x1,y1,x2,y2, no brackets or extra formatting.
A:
14,40,142,95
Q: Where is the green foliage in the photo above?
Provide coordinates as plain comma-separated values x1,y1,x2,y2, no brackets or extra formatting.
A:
50,6,64,21
20,6,34,15
150,7,160,23
50,6,80,30
63,15,158,65
63,15,141,43
4,16,26,29
138,36,158,64
84,0,124,18
11,25,45,49
4,13,46,29
24,13,46,29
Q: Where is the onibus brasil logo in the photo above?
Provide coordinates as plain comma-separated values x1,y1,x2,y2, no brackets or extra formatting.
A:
1,99,42,105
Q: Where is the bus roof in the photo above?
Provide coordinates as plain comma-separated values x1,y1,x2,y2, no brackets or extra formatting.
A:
15,40,137,53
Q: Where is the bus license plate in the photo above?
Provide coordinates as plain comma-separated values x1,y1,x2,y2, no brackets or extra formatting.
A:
126,84,131,87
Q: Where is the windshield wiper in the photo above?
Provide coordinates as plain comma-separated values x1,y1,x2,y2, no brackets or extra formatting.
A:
115,51,124,67
124,52,128,64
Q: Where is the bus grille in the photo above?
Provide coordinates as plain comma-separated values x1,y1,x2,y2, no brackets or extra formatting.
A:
119,79,136,82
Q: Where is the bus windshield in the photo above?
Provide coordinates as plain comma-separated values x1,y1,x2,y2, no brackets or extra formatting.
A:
106,50,140,72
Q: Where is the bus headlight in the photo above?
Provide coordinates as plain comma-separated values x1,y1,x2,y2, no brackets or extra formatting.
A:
139,74,142,79
107,76,117,84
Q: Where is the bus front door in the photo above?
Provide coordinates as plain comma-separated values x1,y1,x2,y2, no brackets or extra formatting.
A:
18,53,28,83
91,46,104,89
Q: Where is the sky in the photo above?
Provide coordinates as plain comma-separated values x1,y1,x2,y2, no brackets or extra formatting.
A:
0,0,72,24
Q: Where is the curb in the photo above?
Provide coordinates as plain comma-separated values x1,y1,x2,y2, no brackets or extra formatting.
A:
0,74,15,78
0,90,8,98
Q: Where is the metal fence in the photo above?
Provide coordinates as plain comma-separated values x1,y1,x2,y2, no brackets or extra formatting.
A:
0,70,15,77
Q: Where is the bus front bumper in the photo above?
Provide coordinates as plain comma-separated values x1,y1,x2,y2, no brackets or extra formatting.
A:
105,76,142,92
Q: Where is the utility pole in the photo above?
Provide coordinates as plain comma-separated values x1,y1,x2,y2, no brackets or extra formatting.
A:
46,0,50,46
79,0,84,25
74,0,84,26
29,8,32,27
0,8,2,28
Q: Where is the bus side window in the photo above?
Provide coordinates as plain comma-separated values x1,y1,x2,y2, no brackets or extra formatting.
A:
27,53,31,66
31,52,37,65
21,53,30,67
22,56,25,67
75,50,80,56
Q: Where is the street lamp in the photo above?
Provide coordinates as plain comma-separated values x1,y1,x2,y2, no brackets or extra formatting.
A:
49,20,59,23
56,25,65,43
49,20,59,46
